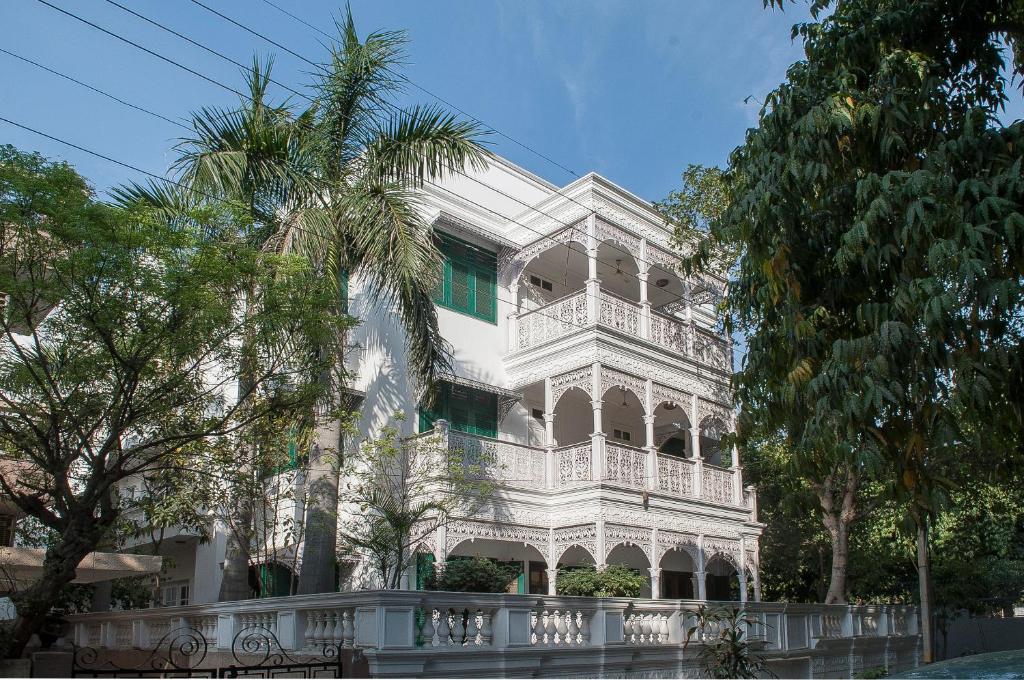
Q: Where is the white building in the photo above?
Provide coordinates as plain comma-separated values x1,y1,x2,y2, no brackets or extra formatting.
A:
133,153,762,605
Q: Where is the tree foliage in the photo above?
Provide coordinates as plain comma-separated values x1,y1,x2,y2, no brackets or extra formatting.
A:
0,145,344,656
424,557,518,594
555,565,647,598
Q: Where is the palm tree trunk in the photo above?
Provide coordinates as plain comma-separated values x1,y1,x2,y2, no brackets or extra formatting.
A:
297,417,342,594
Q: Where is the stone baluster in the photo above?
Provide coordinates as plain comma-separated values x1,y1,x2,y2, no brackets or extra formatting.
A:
437,608,452,646
579,611,591,646
479,610,493,646
566,610,579,646
544,610,557,646
420,607,437,647
623,613,635,644
453,609,467,646
553,610,566,645
341,610,354,648
466,609,479,646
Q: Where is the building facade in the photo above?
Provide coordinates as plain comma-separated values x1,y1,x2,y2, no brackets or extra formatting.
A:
115,154,762,605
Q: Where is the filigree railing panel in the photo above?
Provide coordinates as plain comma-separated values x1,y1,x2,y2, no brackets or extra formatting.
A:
649,312,690,355
598,291,640,336
694,327,729,371
701,464,735,504
556,443,592,485
604,444,647,488
657,454,694,496
517,291,588,350
449,432,546,489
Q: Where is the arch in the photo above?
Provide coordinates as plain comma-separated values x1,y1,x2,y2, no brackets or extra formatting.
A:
508,225,589,287
595,241,642,303
704,553,742,602
600,386,645,447
605,543,652,598
514,242,589,309
654,402,692,458
699,416,728,466
552,388,592,446
447,537,549,566
556,544,597,567
659,547,698,600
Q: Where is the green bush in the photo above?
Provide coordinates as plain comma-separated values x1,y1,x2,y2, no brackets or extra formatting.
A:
425,557,519,593
556,565,646,597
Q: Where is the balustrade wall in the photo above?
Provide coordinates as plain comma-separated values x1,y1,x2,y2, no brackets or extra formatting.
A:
68,592,920,679
514,289,729,373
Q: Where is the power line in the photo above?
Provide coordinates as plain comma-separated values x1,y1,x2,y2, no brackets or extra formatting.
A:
0,47,191,132
26,2,724,331
101,0,314,106
34,0,247,100
173,0,720,309
259,0,582,181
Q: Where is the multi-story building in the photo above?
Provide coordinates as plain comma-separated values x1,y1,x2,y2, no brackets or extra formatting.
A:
121,153,763,606
343,154,762,602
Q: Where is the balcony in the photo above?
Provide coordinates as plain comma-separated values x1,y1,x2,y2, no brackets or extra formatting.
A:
420,426,747,510
512,289,729,372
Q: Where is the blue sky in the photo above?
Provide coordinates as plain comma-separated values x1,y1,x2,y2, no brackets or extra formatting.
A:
1,1,820,203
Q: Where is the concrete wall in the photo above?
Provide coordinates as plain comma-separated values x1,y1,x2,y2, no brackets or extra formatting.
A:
938,614,1024,660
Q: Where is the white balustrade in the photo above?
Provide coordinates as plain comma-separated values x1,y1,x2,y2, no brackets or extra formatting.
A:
516,291,588,350
694,327,729,371
657,454,694,496
598,291,641,337
556,443,592,485
701,464,736,504
604,443,647,488
448,432,546,489
649,311,690,354
66,594,921,678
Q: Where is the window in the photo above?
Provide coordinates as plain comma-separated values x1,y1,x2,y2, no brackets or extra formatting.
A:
612,428,632,442
0,515,13,547
419,382,498,438
160,581,190,607
528,274,553,292
431,233,497,323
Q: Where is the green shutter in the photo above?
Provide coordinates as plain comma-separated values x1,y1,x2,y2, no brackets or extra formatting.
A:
433,233,497,324
420,382,497,437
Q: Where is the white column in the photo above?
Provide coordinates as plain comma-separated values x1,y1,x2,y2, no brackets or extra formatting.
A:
544,376,555,489
696,535,707,601
508,282,520,352
684,281,695,356
644,379,657,490
596,519,606,569
690,395,703,498
585,213,600,324
590,363,604,481
638,240,651,340
739,537,748,603
649,568,662,600
546,569,558,596
730,413,743,503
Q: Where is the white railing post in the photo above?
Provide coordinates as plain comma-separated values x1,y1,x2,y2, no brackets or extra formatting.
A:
216,614,234,650
277,609,299,650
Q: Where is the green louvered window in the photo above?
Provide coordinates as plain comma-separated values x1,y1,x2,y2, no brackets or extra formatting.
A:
418,382,497,438
431,233,497,324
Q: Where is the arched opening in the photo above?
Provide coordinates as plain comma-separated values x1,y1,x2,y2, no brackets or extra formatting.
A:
700,417,727,466
705,555,741,601
553,387,592,446
659,548,697,599
654,403,691,458
517,243,589,312
557,544,597,569
596,241,641,303
605,543,652,598
601,386,645,448
647,262,687,316
446,538,549,594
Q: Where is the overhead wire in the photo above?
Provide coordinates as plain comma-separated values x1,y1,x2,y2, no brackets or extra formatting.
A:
21,1,731,350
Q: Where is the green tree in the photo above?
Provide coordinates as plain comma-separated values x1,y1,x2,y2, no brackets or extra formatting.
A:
338,418,493,589
683,0,1024,660
555,565,647,598
125,12,488,596
0,146,342,657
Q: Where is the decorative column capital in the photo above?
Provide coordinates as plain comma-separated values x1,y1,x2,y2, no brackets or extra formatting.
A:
643,414,657,425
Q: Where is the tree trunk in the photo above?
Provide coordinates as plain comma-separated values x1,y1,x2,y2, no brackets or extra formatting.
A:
9,534,95,658
917,519,934,664
824,520,850,604
218,505,253,601
297,419,342,594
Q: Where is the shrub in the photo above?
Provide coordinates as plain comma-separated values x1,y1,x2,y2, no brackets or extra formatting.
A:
426,557,519,593
556,565,646,597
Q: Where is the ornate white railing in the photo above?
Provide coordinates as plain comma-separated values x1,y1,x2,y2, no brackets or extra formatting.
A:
701,464,735,504
516,291,588,350
448,431,546,489
604,443,647,488
649,311,690,355
513,288,728,373
555,443,591,485
597,291,640,336
67,593,921,678
657,454,694,496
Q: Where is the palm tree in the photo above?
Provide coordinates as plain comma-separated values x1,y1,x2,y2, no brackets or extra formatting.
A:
122,13,488,597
